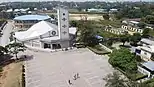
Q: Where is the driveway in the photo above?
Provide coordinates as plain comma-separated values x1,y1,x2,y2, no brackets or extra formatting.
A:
24,48,114,87
0,21,13,46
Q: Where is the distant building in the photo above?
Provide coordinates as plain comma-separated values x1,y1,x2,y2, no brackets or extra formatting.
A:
87,8,107,13
121,19,143,34
14,15,52,30
105,25,127,35
109,9,118,13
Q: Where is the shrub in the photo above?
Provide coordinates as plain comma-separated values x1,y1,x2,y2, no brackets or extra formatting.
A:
136,55,142,62
0,66,3,72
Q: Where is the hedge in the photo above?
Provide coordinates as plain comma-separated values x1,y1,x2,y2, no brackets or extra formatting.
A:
88,46,110,55
0,66,2,72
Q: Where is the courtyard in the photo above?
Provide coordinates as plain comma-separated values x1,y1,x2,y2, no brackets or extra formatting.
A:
24,48,114,87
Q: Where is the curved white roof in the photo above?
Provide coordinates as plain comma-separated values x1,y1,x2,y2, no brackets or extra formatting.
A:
15,21,57,41
14,15,51,21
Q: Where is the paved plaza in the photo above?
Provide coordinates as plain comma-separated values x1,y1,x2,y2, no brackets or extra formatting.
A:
24,48,114,87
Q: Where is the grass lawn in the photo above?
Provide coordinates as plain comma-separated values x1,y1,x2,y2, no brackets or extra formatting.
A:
88,45,110,55
148,29,154,36
99,20,122,28
144,78,154,86
0,62,23,87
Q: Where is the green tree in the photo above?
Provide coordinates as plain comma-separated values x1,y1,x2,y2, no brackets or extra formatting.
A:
50,14,55,19
5,42,26,59
104,71,150,87
109,48,137,73
137,22,146,29
103,14,110,20
106,40,113,47
0,46,8,57
103,71,127,87
77,7,82,12
130,33,141,46
120,34,130,46
70,20,77,27
144,15,154,24
78,21,98,46
142,28,150,38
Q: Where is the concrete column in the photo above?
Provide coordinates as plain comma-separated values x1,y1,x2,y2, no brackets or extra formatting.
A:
40,42,44,48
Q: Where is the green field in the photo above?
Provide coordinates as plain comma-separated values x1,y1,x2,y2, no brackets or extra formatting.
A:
99,20,122,28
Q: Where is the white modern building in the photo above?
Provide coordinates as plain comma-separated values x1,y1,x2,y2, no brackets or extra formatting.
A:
138,61,154,78
14,8,76,50
135,38,154,61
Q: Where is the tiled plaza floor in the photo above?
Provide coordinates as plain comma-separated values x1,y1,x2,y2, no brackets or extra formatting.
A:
24,48,114,87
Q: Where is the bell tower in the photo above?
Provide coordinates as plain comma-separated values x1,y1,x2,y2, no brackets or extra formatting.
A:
57,8,70,48
57,8,69,40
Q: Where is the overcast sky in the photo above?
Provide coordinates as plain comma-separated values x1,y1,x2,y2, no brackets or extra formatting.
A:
0,0,153,3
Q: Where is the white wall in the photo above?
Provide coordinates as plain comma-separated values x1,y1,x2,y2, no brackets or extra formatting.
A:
41,30,58,38
140,50,152,60
57,8,69,40
138,66,150,77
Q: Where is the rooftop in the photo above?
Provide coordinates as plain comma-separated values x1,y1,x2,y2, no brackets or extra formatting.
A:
140,46,154,53
141,38,154,45
142,61,154,71
14,15,51,21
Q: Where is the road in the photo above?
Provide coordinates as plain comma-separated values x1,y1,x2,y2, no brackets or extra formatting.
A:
0,21,13,46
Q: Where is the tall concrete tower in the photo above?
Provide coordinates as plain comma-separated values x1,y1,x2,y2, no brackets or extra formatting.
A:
57,8,70,48
57,8,69,40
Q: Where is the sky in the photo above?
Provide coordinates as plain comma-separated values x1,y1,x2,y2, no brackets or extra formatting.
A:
0,0,153,3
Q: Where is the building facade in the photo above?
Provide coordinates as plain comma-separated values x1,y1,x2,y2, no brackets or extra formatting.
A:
121,20,143,34
14,8,76,50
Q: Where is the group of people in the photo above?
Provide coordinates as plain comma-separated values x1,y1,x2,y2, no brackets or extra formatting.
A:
68,73,80,85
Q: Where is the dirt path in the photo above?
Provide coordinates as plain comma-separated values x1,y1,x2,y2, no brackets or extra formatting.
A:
0,62,23,87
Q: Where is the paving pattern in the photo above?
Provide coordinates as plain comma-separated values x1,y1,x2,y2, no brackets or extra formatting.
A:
24,48,114,87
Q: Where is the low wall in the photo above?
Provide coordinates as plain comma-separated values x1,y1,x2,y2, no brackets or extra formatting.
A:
99,43,112,53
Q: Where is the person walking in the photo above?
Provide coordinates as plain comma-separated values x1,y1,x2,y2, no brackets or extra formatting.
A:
68,79,72,85
73,74,77,80
77,73,80,78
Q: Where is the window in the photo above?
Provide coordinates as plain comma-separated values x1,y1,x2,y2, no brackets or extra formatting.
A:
144,52,147,55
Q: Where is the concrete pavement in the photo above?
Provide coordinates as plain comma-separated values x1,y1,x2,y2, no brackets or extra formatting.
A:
24,48,114,87
0,21,13,46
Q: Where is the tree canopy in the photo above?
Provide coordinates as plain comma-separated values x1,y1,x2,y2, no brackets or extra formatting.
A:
144,15,154,24
0,46,8,57
104,71,151,87
5,42,26,58
77,21,98,46
103,72,126,87
130,33,141,46
103,14,110,20
109,48,137,73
